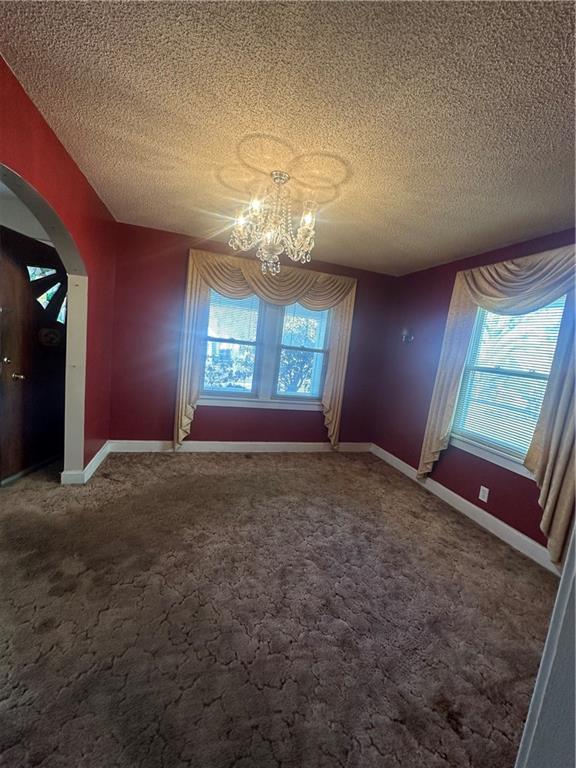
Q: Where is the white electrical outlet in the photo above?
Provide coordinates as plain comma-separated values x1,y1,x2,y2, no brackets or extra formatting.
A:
479,485,489,503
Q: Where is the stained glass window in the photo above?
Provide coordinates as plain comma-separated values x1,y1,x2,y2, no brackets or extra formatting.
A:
27,266,57,281
36,283,61,310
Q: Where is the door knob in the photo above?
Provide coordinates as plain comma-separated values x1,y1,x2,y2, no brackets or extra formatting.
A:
12,373,25,381
2,357,11,364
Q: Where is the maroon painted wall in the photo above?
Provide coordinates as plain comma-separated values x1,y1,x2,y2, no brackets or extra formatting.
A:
3,57,572,547
110,223,393,444
110,223,574,545
0,57,117,463
372,229,575,543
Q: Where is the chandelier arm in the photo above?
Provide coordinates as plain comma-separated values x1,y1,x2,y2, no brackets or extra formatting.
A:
228,169,316,274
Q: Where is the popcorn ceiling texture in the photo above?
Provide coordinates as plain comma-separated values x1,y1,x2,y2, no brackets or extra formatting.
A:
0,1,573,274
0,452,555,767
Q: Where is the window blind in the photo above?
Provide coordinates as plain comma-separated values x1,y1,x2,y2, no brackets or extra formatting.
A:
200,291,332,400
203,291,261,394
453,295,566,458
206,290,260,342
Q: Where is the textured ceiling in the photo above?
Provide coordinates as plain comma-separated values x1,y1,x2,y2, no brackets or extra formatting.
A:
0,1,574,275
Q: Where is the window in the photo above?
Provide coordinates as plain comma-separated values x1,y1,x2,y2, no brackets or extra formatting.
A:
277,304,329,398
201,290,330,405
26,264,67,324
453,295,566,459
203,292,260,394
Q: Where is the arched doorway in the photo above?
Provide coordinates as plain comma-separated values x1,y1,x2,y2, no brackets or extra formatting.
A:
0,165,87,482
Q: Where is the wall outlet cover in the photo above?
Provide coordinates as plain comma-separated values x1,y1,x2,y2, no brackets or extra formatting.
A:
479,485,489,503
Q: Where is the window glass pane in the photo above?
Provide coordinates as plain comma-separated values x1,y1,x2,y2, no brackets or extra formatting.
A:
281,303,329,349
27,266,57,281
277,349,325,397
475,296,565,374
203,341,256,393
456,370,547,456
207,290,259,341
56,296,67,325
454,295,566,458
37,282,61,309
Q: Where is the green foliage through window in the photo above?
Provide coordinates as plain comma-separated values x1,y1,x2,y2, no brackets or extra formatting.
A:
203,292,260,393
201,292,329,400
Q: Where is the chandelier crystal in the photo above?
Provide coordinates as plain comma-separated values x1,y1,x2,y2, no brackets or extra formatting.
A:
229,170,318,275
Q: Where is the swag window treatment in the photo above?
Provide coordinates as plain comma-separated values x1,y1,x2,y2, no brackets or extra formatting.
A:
174,250,357,448
417,245,575,564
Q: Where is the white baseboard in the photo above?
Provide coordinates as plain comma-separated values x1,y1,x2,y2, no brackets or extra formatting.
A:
106,439,371,454
177,441,334,453
340,442,372,453
370,443,417,477
62,439,369,484
369,443,556,574
61,437,554,573
61,440,111,485
107,440,173,453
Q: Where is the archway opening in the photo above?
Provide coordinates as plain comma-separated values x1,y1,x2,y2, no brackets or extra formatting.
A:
0,165,87,482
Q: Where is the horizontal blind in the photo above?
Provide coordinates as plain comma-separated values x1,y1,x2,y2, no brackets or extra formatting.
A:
203,290,261,394
453,295,566,457
207,290,260,341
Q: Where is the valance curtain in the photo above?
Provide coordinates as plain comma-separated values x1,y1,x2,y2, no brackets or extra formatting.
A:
417,245,575,564
175,249,357,448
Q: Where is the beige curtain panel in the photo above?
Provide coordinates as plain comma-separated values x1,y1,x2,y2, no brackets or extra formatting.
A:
417,245,575,564
416,272,479,478
525,291,575,565
175,249,357,448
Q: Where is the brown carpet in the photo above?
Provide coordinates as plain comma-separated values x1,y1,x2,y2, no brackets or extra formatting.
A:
0,452,555,768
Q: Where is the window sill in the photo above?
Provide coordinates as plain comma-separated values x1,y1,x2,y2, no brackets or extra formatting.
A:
450,435,533,479
197,397,323,412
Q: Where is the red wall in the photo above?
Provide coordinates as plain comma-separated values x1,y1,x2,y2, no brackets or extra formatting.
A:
0,57,117,463
110,222,575,545
110,223,393,444
3,57,572,546
372,229,575,543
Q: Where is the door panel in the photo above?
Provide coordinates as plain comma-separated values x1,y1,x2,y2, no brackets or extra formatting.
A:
0,227,66,482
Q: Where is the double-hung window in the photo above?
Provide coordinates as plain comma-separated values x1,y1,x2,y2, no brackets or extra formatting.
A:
452,295,566,463
203,292,260,394
200,289,330,407
276,303,329,398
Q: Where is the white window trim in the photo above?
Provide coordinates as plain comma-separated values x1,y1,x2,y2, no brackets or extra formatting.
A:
450,434,533,478
201,297,329,406
197,396,323,411
451,299,566,478
258,302,284,399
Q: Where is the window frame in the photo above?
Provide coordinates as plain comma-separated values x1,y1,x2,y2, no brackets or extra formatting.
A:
271,304,329,401
450,301,563,473
200,292,264,400
198,296,330,410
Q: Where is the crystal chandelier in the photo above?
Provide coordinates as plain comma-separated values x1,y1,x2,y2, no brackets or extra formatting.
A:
229,170,318,275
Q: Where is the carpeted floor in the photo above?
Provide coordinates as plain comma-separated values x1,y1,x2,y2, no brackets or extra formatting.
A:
0,452,556,768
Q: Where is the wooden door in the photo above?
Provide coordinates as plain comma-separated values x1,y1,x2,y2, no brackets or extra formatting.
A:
0,227,67,482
